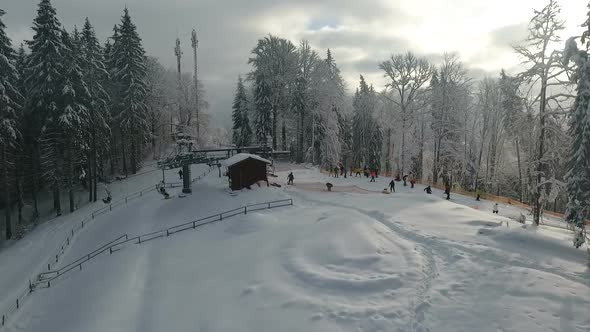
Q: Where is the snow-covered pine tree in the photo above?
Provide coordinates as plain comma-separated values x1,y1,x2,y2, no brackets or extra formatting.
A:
254,74,272,145
232,76,252,147
352,75,375,168
562,19,590,248
25,0,67,216
110,7,148,175
57,27,90,213
0,8,23,239
81,18,110,202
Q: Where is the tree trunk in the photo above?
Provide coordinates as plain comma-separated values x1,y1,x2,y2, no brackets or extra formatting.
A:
272,106,277,150
121,130,128,176
131,135,137,174
88,153,93,203
298,111,304,163
534,79,548,226
2,145,12,239
53,150,61,217
281,121,287,151
67,142,75,213
31,145,40,221
92,130,98,202
515,137,523,203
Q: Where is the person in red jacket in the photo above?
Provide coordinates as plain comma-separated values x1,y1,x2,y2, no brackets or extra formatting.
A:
370,170,376,182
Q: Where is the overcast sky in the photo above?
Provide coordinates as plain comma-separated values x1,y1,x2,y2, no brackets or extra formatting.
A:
2,0,588,127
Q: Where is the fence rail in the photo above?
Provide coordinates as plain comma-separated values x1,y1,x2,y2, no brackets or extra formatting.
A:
33,198,293,289
0,168,213,329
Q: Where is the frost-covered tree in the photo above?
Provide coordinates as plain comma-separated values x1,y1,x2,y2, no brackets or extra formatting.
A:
110,7,148,175
379,52,432,175
352,75,377,168
232,76,252,147
0,8,23,239
309,50,345,167
25,0,68,216
81,18,110,202
253,74,272,145
294,40,318,162
514,0,574,225
248,35,298,150
562,19,590,248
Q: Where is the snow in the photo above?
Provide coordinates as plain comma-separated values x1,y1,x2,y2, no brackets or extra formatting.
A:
221,153,271,167
2,165,590,332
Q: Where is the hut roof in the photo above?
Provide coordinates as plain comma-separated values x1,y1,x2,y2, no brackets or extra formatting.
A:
221,153,271,167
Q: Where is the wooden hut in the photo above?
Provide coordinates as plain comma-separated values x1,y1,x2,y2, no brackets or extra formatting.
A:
222,153,271,190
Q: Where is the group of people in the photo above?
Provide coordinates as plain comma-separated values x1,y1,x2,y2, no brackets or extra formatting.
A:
329,165,348,178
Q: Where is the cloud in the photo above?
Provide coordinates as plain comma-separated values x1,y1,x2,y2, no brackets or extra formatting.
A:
2,0,587,127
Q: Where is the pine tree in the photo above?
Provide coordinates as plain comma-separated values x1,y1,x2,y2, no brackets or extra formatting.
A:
25,0,68,216
110,8,148,175
232,76,251,147
81,18,110,202
0,8,23,239
562,12,590,248
352,75,375,167
254,74,272,145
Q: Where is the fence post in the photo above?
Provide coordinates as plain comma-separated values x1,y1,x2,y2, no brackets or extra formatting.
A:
79,263,82,271
71,229,74,237
16,299,19,309
2,314,5,326
47,281,50,288
29,279,33,293
140,191,142,197
92,212,94,219
166,229,169,236
109,247,113,254
48,263,50,271
55,255,58,263
220,214,222,221
268,202,271,209
110,204,112,211
193,221,196,229
67,237,70,245
244,206,247,214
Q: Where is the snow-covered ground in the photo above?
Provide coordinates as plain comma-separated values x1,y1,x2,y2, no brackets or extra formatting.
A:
3,164,590,332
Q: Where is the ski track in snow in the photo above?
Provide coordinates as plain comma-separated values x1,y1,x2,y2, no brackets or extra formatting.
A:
286,188,590,331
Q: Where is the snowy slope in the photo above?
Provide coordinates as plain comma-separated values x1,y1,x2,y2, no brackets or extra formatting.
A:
0,164,210,323
4,165,590,332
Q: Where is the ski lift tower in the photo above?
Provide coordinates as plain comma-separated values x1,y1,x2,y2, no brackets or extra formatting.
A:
176,131,193,194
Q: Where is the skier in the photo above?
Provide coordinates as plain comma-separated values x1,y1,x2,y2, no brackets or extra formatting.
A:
287,172,294,185
475,189,481,201
444,182,451,200
364,165,369,178
158,182,170,199
340,165,345,176
389,179,395,193
493,203,499,214
424,185,432,194
410,178,416,188
178,169,183,179
403,175,408,186
370,170,376,182
350,166,354,177
334,166,339,178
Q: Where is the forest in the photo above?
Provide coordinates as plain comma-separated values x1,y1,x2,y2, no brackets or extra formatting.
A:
231,0,589,243
0,0,208,239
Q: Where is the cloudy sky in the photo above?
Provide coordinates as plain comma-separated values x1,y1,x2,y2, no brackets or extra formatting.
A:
2,0,588,127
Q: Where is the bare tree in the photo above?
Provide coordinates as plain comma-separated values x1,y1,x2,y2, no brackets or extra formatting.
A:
379,52,432,176
514,0,574,225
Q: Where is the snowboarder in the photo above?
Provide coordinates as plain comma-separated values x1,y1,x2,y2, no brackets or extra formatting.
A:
493,203,499,214
178,169,183,179
424,185,432,194
410,178,415,188
475,189,481,201
287,172,294,185
389,179,395,193
403,175,408,186
370,170,376,182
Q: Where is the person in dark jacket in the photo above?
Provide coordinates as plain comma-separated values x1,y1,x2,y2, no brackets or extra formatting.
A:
178,169,183,179
424,185,432,194
287,172,294,185
444,182,451,200
410,178,416,188
389,179,395,193
403,175,408,186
